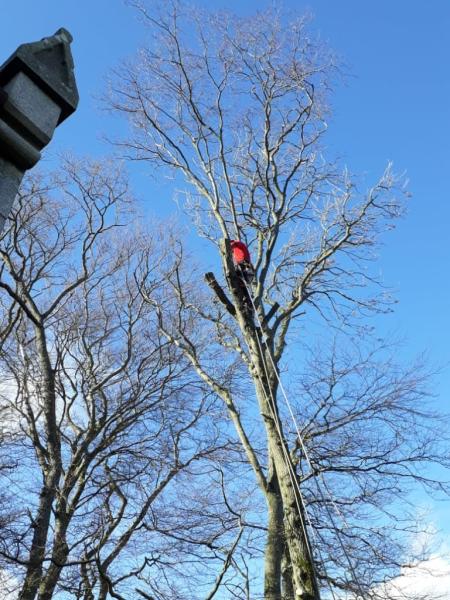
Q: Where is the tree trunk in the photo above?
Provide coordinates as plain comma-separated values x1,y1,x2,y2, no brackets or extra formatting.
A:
37,515,70,600
251,332,319,600
282,544,295,600
222,242,319,599
20,325,62,600
18,468,60,600
265,406,318,600
264,460,284,600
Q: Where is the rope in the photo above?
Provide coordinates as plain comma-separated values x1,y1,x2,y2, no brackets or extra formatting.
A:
238,269,366,599
249,322,334,600
234,268,338,600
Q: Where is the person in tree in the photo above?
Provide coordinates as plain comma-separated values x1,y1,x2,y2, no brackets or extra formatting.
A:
230,240,255,284
230,240,255,320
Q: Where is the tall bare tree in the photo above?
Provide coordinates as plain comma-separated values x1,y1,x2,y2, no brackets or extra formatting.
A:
109,3,450,599
0,159,245,600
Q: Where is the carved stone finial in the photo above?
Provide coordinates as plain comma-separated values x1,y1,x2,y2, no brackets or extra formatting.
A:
0,27,79,123
0,30,79,233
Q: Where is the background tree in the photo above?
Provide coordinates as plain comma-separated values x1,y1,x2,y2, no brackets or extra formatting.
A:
109,2,450,599
0,159,247,600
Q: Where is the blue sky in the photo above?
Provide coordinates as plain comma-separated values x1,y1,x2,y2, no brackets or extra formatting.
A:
1,0,449,551
1,0,448,373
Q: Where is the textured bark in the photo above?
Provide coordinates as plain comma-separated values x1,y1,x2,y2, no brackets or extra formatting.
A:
248,339,317,596
264,462,284,600
221,243,320,599
263,394,318,600
282,545,295,600
18,469,60,600
37,513,70,600
19,325,62,600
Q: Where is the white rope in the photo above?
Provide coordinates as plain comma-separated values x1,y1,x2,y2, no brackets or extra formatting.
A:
251,319,316,553
234,269,340,599
248,324,334,600
239,269,366,599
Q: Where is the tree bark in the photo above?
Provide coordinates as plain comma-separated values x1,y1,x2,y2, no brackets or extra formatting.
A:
264,460,284,600
19,324,62,600
220,240,319,599
37,513,70,600
282,544,295,600
247,333,318,597
260,382,318,600
18,468,60,600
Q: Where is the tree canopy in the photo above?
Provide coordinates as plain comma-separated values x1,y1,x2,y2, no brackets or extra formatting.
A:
0,3,448,600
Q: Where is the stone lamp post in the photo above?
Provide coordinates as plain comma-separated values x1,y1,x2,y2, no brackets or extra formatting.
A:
0,28,79,232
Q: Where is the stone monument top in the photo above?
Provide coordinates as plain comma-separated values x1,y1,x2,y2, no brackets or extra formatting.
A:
0,28,79,124
0,29,79,233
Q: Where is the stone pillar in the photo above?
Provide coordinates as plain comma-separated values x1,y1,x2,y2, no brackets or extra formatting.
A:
0,28,79,232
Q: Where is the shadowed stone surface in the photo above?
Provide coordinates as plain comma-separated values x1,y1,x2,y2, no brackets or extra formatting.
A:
4,72,61,141
0,28,78,123
0,159,22,232
0,28,78,234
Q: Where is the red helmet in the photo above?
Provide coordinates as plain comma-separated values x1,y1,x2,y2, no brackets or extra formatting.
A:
230,240,251,264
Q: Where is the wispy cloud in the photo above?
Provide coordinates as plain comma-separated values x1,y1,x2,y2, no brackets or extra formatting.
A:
376,554,450,599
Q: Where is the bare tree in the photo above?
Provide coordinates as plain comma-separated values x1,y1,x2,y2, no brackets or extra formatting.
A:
109,3,450,599
0,159,246,600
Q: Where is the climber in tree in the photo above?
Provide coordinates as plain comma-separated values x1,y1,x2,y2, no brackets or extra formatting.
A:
230,240,255,284
230,240,255,320
204,239,258,323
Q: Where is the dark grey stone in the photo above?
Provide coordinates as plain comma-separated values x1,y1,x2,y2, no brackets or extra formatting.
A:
4,72,61,140
0,29,78,235
0,158,22,233
0,28,78,123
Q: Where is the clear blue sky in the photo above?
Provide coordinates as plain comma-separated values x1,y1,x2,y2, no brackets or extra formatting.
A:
1,0,449,524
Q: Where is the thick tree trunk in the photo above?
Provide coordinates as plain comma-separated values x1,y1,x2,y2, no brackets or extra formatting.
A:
221,241,319,600
265,408,318,599
264,460,284,600
18,468,60,600
251,334,319,600
282,544,295,600
19,325,62,600
37,515,70,600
